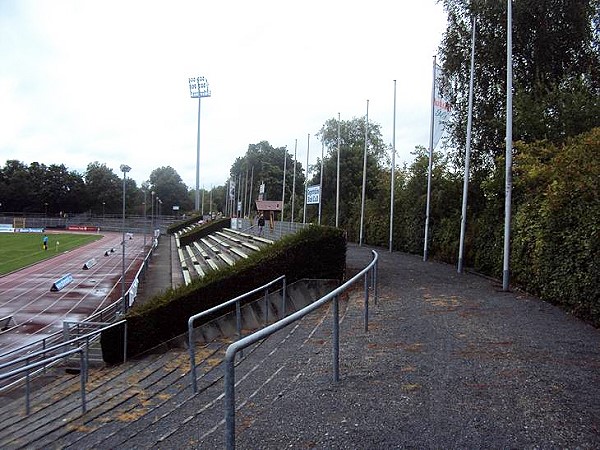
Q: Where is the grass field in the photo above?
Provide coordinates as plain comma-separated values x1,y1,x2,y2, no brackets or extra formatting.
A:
0,232,103,275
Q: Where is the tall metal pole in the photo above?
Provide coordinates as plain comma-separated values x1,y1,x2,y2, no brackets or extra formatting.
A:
281,147,287,222
189,76,210,212
244,164,249,217
389,80,397,253
120,164,131,314
503,0,514,291
195,95,202,211
336,113,341,228
359,100,369,246
291,139,297,223
201,186,205,217
249,167,254,216
303,133,310,224
458,18,477,274
424,56,437,261
237,174,242,217
151,191,155,235
143,190,147,248
318,137,324,225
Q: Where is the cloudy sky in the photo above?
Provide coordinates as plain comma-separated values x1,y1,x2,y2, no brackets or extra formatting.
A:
0,0,447,189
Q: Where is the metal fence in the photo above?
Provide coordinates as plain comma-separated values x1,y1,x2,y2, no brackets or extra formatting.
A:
223,250,379,449
0,319,127,414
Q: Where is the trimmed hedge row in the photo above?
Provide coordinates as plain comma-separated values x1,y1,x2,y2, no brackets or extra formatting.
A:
101,225,346,362
178,218,231,247
166,214,204,235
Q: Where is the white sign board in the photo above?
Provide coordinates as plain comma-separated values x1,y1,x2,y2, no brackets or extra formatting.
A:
307,185,320,205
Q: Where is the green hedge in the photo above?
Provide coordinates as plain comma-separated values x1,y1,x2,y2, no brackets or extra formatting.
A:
178,218,231,247
101,225,346,362
166,214,204,235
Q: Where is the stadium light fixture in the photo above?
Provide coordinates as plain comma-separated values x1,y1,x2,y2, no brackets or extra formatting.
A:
188,76,211,211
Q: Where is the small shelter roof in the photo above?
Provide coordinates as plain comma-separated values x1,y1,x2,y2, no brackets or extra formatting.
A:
255,200,282,211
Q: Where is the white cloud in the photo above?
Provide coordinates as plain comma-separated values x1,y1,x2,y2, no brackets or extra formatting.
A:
0,0,447,190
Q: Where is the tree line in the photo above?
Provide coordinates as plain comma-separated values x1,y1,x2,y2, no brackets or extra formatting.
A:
227,0,599,325
0,161,222,216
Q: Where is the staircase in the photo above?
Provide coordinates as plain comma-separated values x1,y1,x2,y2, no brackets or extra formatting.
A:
0,292,354,449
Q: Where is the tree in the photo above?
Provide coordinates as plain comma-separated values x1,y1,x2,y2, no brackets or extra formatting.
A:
0,160,32,212
84,162,121,214
148,166,191,214
229,141,302,219
316,116,388,236
439,0,600,171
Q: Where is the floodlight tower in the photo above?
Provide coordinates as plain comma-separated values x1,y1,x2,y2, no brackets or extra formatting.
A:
188,76,211,211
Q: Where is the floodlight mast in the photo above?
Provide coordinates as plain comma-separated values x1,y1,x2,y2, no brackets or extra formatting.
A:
189,76,212,212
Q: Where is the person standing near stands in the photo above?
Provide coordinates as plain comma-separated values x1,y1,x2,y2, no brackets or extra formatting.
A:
257,214,265,236
42,234,49,251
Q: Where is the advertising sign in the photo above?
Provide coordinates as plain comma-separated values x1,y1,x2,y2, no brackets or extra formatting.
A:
307,185,320,205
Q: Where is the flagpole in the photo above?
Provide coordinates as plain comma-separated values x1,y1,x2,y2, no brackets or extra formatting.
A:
389,80,397,253
424,55,436,261
335,113,341,228
249,166,254,216
359,99,369,246
303,133,310,224
318,137,324,225
503,0,514,291
281,146,287,231
458,18,476,273
291,139,297,223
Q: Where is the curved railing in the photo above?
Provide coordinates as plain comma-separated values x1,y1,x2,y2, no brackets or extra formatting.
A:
223,249,379,449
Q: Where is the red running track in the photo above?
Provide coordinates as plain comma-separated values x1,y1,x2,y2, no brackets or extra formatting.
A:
0,231,149,355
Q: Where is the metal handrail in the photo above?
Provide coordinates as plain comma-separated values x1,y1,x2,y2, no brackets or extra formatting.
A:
188,275,286,393
0,320,127,372
223,250,378,449
0,347,87,415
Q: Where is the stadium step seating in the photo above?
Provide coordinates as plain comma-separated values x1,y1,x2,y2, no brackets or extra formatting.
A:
0,282,351,449
175,228,273,286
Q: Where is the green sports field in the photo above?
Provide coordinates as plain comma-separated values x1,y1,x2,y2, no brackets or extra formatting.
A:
0,233,103,275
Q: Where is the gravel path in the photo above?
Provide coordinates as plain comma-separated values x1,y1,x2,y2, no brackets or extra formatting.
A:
233,243,600,449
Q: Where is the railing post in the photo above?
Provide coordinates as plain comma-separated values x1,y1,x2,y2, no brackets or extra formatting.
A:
80,350,87,414
281,277,287,318
188,320,198,394
25,367,30,415
374,259,379,304
333,294,340,382
236,300,244,359
123,321,128,363
264,288,269,325
364,273,369,332
224,354,236,450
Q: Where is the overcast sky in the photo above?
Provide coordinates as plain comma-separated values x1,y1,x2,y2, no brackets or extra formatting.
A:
0,0,447,189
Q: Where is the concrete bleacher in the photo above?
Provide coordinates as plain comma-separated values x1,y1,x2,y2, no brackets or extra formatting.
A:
0,278,344,449
174,228,273,285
